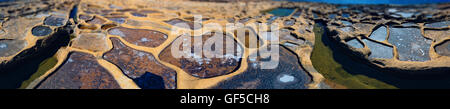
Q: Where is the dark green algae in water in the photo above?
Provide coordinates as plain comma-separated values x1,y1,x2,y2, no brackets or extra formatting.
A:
19,56,58,89
310,23,396,89
311,22,450,89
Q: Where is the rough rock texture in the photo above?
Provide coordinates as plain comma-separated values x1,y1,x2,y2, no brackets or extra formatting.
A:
0,0,76,90
1,0,448,89
104,38,176,89
40,0,322,89
321,2,450,76
38,52,121,89
435,40,450,56
0,0,75,64
165,18,202,30
71,33,110,52
0,40,27,57
213,46,311,89
86,16,106,25
108,27,168,47
388,28,432,61
160,32,243,78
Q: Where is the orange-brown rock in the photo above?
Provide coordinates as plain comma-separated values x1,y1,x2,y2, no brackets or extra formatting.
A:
159,32,243,78
37,52,120,89
213,45,311,89
71,33,110,52
165,18,202,30
108,27,168,47
104,38,176,89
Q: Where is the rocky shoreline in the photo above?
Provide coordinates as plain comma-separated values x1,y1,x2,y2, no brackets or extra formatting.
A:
0,0,448,89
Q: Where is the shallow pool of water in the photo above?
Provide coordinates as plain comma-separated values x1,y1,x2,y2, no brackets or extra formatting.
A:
346,39,364,48
369,26,387,41
310,22,450,89
268,8,295,17
425,21,449,28
388,27,431,61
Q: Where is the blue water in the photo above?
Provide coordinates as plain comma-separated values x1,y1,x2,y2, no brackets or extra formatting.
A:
268,8,295,17
69,5,78,21
281,0,449,5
